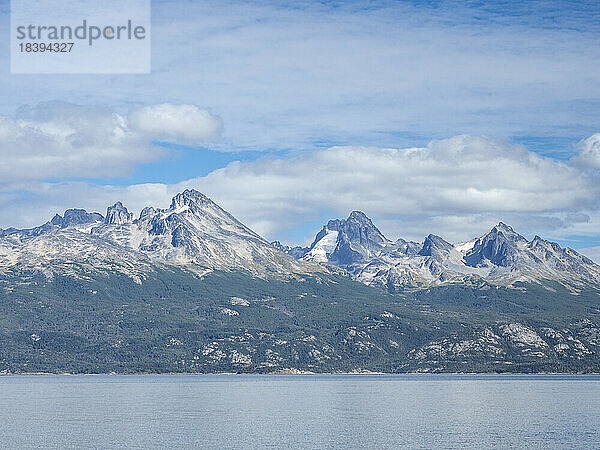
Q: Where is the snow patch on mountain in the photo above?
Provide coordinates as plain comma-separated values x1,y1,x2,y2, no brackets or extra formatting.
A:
303,229,338,263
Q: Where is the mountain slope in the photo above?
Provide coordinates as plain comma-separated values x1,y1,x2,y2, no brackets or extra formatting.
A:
1,267,599,374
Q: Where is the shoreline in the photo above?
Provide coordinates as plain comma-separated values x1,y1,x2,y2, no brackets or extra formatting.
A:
1,371,599,377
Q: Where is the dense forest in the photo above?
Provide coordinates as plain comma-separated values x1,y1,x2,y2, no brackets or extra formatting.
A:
1,266,599,374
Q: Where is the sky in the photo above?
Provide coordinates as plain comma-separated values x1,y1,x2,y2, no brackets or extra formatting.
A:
1,0,600,260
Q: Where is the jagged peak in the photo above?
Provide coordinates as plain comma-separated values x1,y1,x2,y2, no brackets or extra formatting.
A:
139,206,158,221
348,210,370,221
425,233,452,246
167,189,245,228
51,209,104,228
481,222,526,243
105,202,133,225
528,235,564,254
322,210,377,230
530,235,552,246
343,211,386,236
181,188,206,198
493,222,516,233
419,234,453,256
306,210,391,266
170,189,215,210
50,214,63,225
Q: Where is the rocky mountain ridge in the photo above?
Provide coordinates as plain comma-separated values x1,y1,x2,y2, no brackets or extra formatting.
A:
0,189,308,281
277,212,600,291
1,191,599,291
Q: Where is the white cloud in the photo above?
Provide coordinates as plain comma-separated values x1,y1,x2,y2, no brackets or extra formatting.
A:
1,1,600,151
0,102,221,182
187,136,599,236
579,247,600,264
3,135,600,245
572,134,600,170
128,104,223,144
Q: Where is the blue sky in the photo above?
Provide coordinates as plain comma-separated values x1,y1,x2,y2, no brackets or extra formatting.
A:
1,0,600,257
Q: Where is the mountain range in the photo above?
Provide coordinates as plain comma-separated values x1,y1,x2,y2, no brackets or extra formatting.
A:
0,189,309,283
1,189,599,374
2,190,598,291
274,211,600,292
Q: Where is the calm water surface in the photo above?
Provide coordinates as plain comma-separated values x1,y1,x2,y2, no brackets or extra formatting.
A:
0,374,598,449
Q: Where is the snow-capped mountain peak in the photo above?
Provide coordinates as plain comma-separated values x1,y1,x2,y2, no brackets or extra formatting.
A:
170,188,210,209
0,190,309,280
464,222,528,268
2,197,599,291
298,210,392,267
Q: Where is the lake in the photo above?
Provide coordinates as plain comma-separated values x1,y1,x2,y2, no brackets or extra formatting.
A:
0,374,598,449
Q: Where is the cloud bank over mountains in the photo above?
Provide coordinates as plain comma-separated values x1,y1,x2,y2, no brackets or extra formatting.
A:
1,1,600,248
1,115,599,246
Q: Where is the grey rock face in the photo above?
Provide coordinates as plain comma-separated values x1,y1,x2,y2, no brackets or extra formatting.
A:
525,235,599,279
319,210,390,265
51,209,104,228
2,194,599,289
465,222,527,267
419,234,453,257
384,238,421,258
139,207,158,221
95,189,305,275
0,189,310,280
0,227,19,237
105,202,134,225
170,189,212,211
